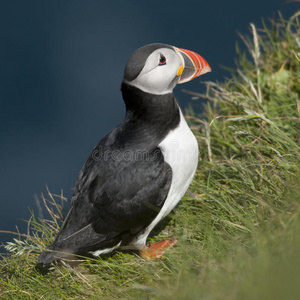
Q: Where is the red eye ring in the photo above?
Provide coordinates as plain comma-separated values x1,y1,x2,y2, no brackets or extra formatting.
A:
159,55,166,65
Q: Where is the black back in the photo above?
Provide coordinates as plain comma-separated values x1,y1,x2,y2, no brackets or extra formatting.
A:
38,83,180,264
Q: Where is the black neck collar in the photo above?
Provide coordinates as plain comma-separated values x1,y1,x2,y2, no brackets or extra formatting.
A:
121,82,179,121
119,81,181,147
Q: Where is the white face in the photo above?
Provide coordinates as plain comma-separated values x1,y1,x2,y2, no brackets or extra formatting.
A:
127,48,182,95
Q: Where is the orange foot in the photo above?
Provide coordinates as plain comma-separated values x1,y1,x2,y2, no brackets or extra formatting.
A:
140,237,178,260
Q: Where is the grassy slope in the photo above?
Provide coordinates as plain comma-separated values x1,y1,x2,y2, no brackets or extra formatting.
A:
1,11,300,300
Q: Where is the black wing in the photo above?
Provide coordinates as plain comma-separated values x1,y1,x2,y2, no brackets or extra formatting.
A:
46,137,172,255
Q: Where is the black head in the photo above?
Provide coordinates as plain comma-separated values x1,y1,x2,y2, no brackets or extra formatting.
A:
122,43,211,95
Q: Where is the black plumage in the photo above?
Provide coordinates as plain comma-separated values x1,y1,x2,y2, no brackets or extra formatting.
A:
37,43,211,268
123,44,173,82
38,83,180,266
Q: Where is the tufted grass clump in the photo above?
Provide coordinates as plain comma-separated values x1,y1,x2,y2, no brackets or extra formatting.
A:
1,11,300,300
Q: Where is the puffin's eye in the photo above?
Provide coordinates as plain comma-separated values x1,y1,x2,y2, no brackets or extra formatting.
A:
159,55,166,66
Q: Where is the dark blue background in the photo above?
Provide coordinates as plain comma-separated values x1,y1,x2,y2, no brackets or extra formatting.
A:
1,1,298,247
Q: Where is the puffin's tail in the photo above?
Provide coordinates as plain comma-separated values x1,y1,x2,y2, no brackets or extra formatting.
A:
36,247,75,273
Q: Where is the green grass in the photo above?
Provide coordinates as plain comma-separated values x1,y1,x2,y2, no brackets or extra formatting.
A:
1,11,300,299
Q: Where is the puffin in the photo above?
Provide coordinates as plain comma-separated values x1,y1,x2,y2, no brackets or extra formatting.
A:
37,43,211,268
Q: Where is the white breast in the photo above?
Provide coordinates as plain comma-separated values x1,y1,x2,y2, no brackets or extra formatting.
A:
131,107,199,246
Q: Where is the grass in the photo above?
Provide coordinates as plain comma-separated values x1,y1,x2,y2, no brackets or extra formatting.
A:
1,10,300,299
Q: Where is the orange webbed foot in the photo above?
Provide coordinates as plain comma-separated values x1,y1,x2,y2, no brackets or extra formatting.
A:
139,237,178,260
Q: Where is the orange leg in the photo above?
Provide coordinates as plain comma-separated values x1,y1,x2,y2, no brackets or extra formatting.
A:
139,237,178,260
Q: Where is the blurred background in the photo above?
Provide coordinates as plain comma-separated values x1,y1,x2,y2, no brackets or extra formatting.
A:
0,0,298,247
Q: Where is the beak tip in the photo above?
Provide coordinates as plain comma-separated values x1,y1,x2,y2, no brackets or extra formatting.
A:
201,66,212,75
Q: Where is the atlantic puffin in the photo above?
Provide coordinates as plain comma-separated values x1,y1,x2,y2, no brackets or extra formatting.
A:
37,43,211,268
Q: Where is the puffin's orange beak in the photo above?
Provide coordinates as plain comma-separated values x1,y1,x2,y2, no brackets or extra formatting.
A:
174,47,211,83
